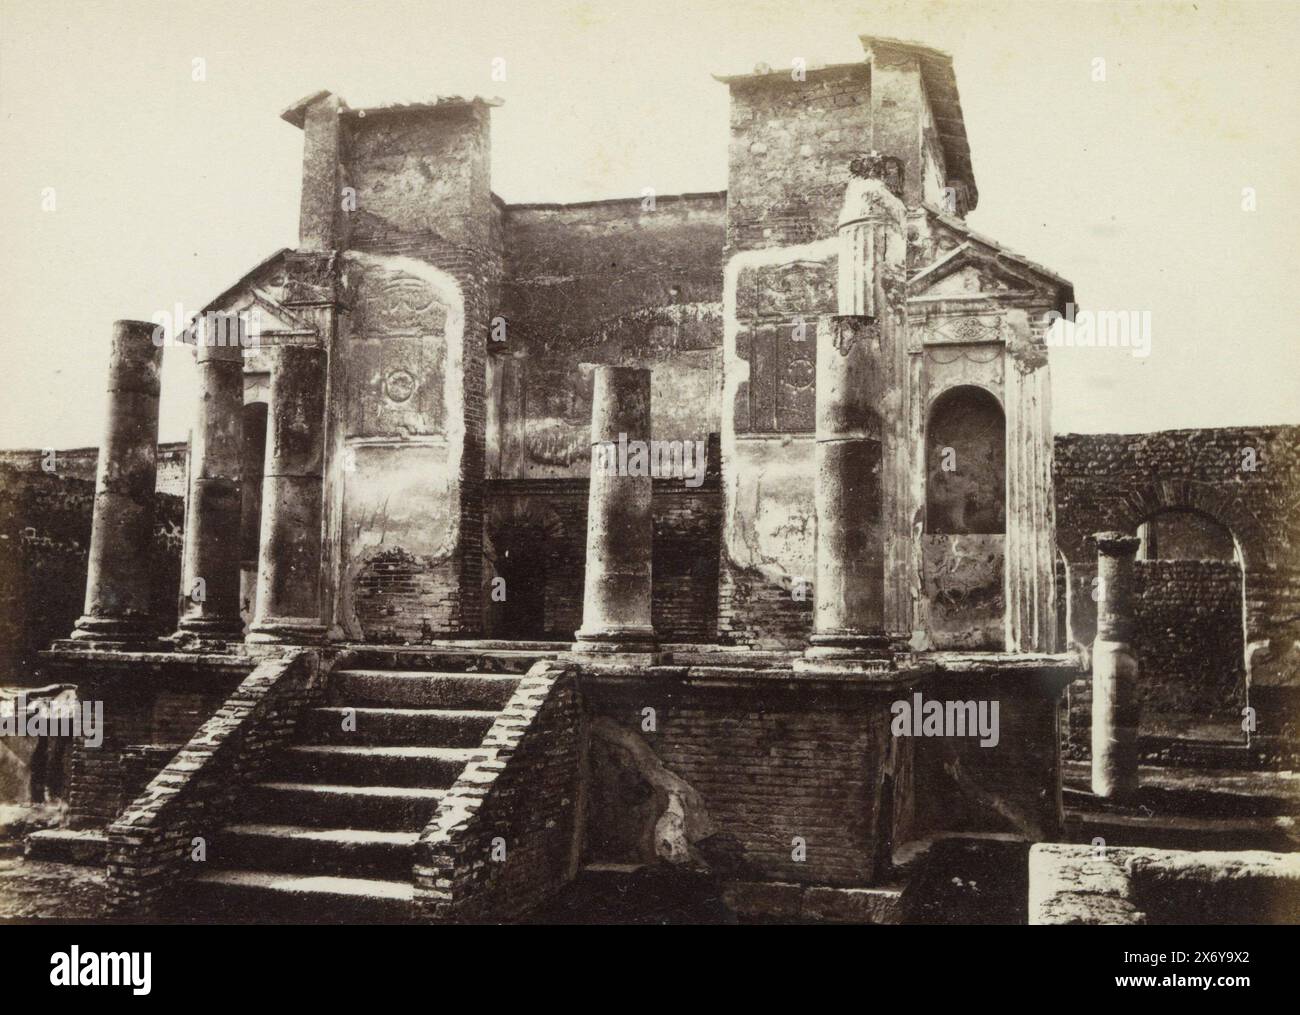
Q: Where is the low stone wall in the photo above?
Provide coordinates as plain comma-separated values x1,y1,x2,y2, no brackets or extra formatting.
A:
413,661,582,922
37,652,255,826
1029,842,1300,924
104,650,322,916
0,465,184,686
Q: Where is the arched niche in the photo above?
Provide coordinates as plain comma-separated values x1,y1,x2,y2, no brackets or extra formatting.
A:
925,384,1006,535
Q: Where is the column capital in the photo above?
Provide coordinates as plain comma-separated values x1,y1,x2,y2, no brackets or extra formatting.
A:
1092,531,1141,558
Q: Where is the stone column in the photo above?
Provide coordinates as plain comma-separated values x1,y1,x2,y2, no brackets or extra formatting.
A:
800,167,907,670
246,346,327,644
801,314,893,666
175,337,244,641
1091,531,1142,800
572,366,657,659
72,321,164,644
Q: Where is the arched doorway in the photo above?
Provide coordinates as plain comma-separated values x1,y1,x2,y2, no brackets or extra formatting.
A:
484,498,572,641
1134,507,1246,743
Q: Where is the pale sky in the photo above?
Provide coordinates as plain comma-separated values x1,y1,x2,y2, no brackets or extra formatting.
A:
1,0,1297,448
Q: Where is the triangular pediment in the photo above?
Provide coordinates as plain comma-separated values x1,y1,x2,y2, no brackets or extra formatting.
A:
182,249,318,341
909,242,1066,307
908,205,1074,313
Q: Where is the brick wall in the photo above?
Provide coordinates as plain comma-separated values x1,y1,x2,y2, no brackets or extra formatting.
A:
344,103,499,635
583,674,905,887
485,472,722,643
717,562,814,648
725,65,872,254
1055,426,1300,752
46,656,254,827
0,443,189,497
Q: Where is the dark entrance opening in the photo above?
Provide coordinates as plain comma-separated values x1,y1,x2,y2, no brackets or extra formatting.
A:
496,541,549,640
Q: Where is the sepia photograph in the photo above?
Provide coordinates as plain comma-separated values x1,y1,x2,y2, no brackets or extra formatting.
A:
0,0,1297,989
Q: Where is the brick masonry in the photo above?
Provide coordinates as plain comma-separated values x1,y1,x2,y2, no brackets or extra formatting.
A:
103,651,321,916
413,661,581,922
484,471,722,643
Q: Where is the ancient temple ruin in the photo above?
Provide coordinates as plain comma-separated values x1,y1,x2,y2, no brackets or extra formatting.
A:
8,34,1297,924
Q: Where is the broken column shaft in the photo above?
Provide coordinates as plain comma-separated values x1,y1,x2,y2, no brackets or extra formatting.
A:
72,320,164,643
1091,531,1142,800
176,335,244,640
246,345,327,644
573,365,657,657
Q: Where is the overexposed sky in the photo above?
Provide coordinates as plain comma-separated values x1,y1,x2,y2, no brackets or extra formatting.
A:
1,0,1297,447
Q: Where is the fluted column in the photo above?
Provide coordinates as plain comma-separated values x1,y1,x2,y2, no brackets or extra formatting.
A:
246,345,327,644
175,337,244,641
1091,531,1141,800
72,320,164,644
572,366,657,658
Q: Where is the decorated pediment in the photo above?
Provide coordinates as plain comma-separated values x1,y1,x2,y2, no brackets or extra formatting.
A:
909,243,1057,301
183,248,339,345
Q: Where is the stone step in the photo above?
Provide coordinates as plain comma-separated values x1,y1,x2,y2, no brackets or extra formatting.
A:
1061,762,1300,818
343,649,545,675
330,670,519,710
24,828,107,866
1064,810,1300,853
280,745,485,788
189,869,413,923
246,781,445,832
214,823,417,880
303,706,499,747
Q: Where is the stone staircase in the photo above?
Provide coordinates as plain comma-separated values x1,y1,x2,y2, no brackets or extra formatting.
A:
187,647,550,922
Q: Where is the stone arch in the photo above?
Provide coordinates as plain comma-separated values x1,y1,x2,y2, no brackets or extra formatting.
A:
1111,481,1263,571
925,384,1006,535
1136,506,1238,563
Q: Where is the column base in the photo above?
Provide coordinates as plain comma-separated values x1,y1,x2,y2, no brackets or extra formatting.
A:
68,615,165,650
795,631,907,675
245,619,328,646
570,625,661,666
171,618,247,653
175,616,245,635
